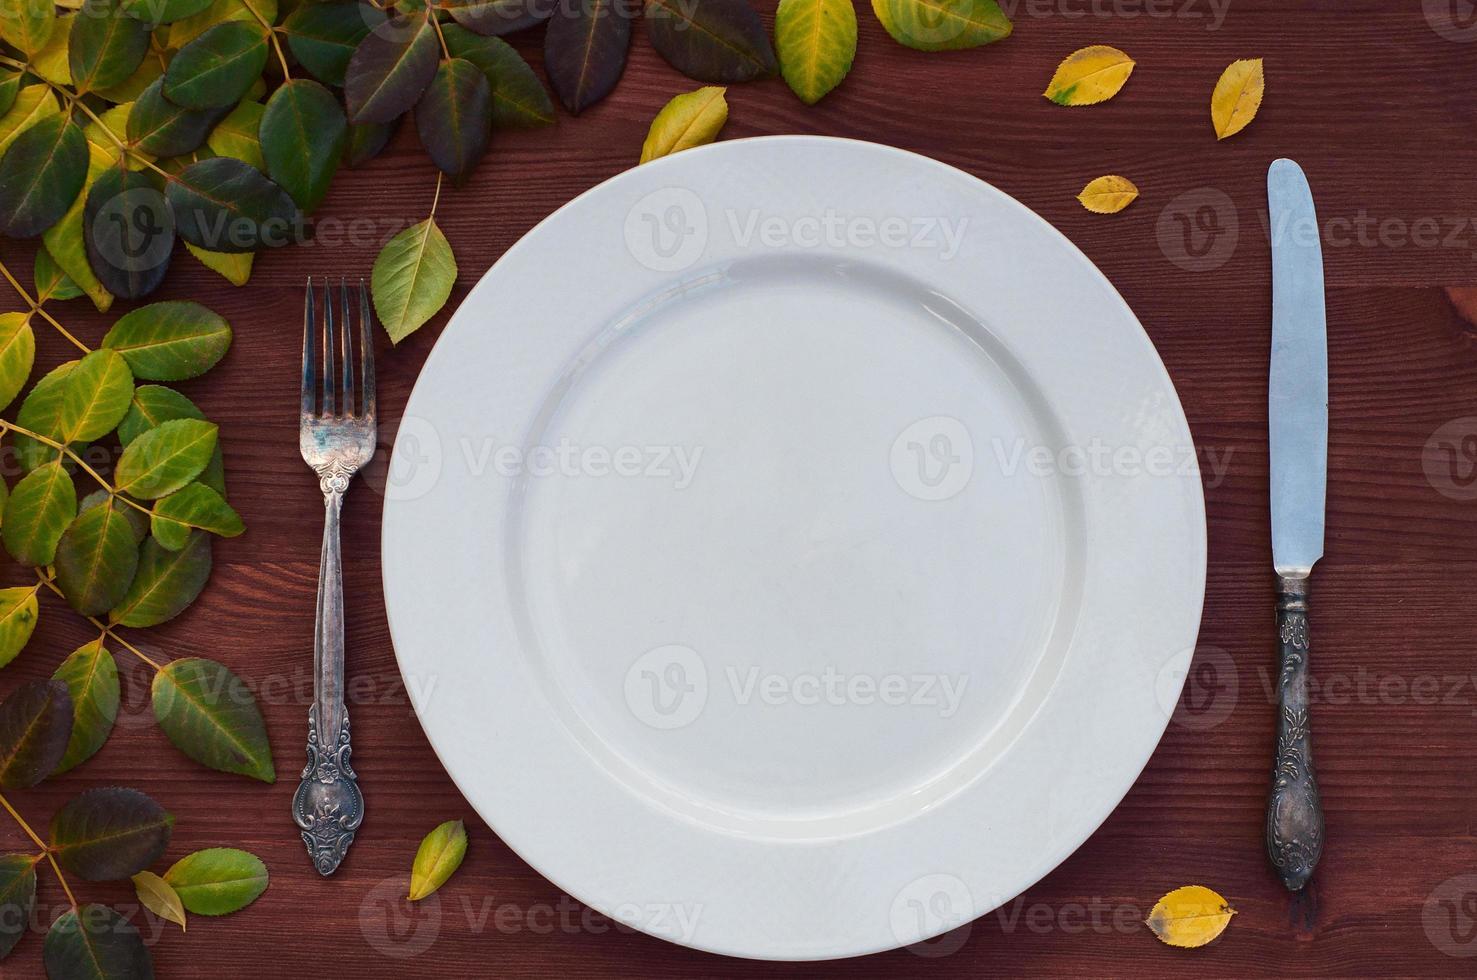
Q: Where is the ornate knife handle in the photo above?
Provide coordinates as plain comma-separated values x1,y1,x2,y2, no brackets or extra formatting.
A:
291,488,364,876
1266,574,1324,890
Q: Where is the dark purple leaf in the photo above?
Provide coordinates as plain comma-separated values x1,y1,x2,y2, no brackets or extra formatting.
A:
644,0,776,83
416,58,491,176
344,118,399,167
544,0,633,114
0,680,72,789
442,24,555,129
50,787,173,881
165,157,300,253
44,904,153,978
85,166,174,299
344,12,439,124
443,0,550,36
0,854,35,960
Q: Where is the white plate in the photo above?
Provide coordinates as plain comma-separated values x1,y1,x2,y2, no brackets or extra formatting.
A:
382,136,1206,961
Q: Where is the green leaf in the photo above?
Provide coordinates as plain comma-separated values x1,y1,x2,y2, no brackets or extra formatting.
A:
166,156,300,253
0,0,56,55
117,384,204,445
166,0,276,48
132,871,187,931
0,114,88,238
639,85,726,164
122,0,215,24
82,487,146,542
165,20,269,109
54,499,141,615
52,639,119,772
109,530,212,626
416,58,490,177
164,847,268,914
185,242,254,285
50,787,173,880
42,169,115,313
0,587,39,670
152,657,274,781
34,244,83,301
282,1,384,87
344,118,398,167
127,75,231,156
60,347,134,443
0,679,72,788
68,0,150,94
870,0,1011,51
408,819,467,901
11,361,74,471
102,301,232,380
0,73,16,118
0,311,36,412
372,215,456,344
83,165,174,300
0,86,59,158
261,78,346,212
344,12,440,124
205,99,264,170
775,0,856,104
93,49,163,101
441,25,553,130
114,418,218,499
0,854,36,960
544,0,629,114
151,483,242,549
643,0,776,83
44,904,153,978
2,461,77,566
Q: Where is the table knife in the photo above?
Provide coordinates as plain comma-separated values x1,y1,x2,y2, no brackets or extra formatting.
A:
1266,158,1327,891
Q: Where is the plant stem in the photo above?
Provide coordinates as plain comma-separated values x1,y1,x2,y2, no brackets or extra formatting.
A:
46,853,79,909
0,421,151,517
34,572,164,672
430,172,444,218
0,260,92,355
430,13,451,57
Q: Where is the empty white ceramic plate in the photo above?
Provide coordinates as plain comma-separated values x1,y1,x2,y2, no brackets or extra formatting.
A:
382,136,1206,961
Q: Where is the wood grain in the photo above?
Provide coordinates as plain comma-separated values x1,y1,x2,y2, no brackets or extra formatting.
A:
2,0,1476,975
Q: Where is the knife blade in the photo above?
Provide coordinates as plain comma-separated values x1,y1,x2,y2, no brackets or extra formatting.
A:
1264,158,1326,891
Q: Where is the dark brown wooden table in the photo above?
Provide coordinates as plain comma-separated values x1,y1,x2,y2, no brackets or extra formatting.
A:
4,0,1477,974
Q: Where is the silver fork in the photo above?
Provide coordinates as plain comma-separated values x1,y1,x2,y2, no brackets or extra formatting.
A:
292,278,375,876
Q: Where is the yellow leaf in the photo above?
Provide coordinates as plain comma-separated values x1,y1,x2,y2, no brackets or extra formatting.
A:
1211,58,1264,140
29,14,71,86
871,0,1011,52
186,244,254,286
1146,885,1235,948
640,87,728,165
1044,45,1134,106
133,871,187,932
1077,175,1139,214
775,0,857,105
0,87,60,158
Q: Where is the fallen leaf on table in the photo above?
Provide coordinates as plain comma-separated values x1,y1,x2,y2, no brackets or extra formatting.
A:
1044,45,1134,106
775,0,857,105
870,0,1011,53
640,86,728,164
1077,175,1139,213
1211,58,1265,139
408,819,468,901
132,871,186,932
1146,884,1235,948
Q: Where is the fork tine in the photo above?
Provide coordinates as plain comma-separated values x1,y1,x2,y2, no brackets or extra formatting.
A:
339,277,353,415
322,278,336,415
359,279,375,421
302,277,316,416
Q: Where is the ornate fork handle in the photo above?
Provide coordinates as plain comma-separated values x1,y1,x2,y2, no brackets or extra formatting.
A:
291,478,365,875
